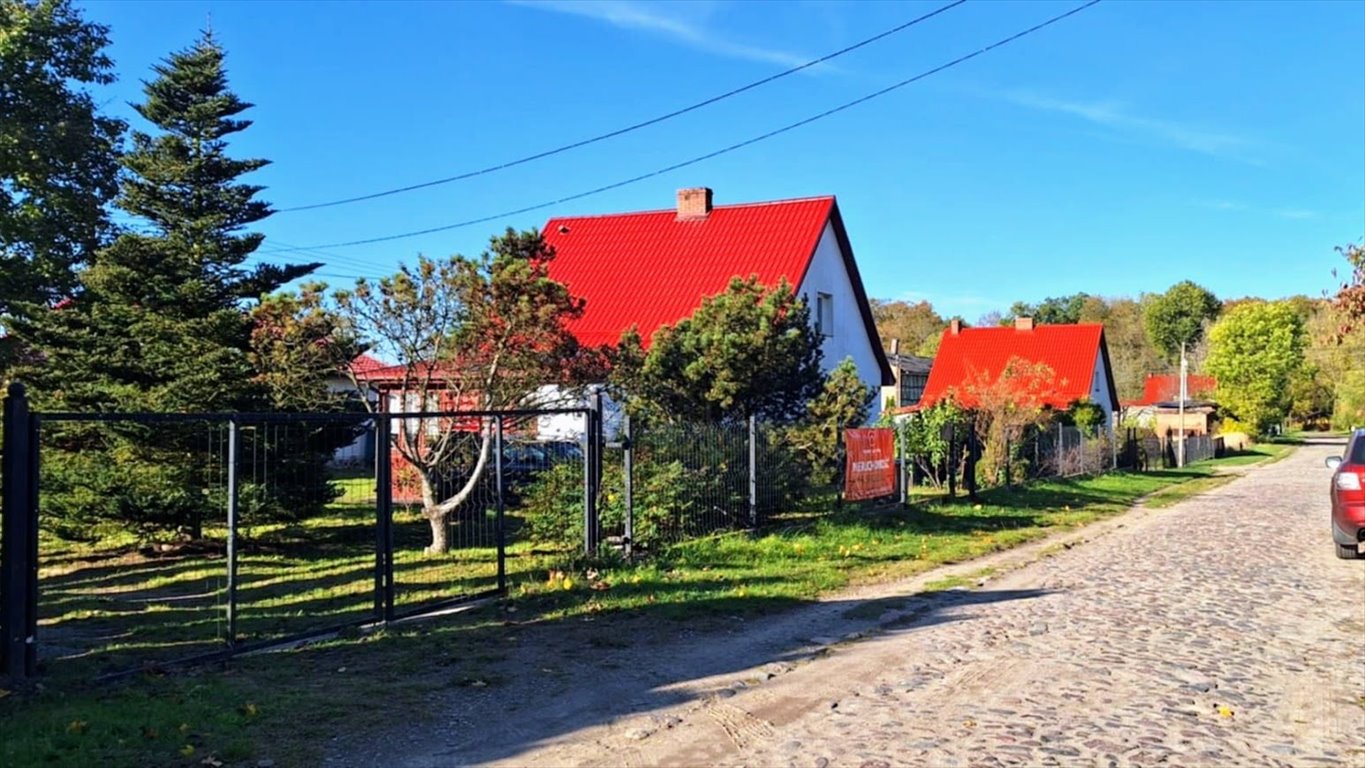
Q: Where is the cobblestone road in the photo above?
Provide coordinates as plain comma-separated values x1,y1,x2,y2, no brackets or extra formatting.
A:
377,443,1365,768
711,441,1365,768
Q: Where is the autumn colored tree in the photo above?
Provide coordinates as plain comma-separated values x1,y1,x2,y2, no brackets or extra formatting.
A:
948,358,1059,486
1332,241,1365,337
334,230,598,554
870,299,943,355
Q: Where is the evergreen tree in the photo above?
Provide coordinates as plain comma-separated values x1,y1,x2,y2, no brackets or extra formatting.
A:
14,33,324,540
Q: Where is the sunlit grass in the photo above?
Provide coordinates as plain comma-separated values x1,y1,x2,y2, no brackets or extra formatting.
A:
4,447,1289,766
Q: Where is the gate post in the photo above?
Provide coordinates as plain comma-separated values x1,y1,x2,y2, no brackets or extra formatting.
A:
375,415,394,623
225,419,239,650
584,390,602,556
494,416,507,592
2,383,37,678
622,413,633,560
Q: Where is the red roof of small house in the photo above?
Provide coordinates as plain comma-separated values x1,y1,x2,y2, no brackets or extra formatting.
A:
541,194,891,384
350,354,387,376
914,322,1118,412
1138,373,1216,405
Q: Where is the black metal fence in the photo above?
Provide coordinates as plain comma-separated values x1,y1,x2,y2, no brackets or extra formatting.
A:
1,383,592,680
591,417,849,555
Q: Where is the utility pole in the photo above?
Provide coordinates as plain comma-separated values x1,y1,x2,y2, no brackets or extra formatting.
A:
1177,341,1187,468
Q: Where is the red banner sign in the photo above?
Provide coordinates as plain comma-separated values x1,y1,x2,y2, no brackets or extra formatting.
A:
844,428,896,501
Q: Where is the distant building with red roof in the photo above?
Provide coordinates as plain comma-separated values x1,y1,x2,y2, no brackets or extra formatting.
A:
540,187,892,419
912,318,1119,423
1135,373,1216,406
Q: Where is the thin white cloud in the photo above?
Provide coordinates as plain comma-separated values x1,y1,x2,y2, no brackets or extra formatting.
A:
511,0,816,69
1002,90,1262,161
1273,208,1318,220
1192,200,1320,220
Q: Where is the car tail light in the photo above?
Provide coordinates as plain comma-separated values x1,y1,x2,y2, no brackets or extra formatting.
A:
1338,472,1363,491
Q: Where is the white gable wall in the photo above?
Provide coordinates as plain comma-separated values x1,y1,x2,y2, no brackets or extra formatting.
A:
1089,350,1117,429
797,221,884,422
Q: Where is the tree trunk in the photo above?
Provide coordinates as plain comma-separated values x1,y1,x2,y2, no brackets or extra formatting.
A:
425,510,450,555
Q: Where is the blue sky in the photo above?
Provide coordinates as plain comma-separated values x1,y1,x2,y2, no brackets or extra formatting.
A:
82,0,1364,322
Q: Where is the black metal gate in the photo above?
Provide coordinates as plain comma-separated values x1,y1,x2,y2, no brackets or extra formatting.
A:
0,383,598,680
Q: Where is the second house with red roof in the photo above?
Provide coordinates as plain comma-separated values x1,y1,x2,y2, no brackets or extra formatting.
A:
535,186,894,429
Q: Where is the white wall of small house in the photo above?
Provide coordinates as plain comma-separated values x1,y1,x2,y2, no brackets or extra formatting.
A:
1088,350,1117,429
796,220,884,422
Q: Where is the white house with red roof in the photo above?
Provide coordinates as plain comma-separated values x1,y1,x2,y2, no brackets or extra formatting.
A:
325,353,386,465
537,187,892,428
913,317,1119,427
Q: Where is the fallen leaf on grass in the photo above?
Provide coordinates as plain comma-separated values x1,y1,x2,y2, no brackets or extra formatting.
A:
590,580,611,591
67,720,89,735
179,744,196,757
200,757,224,767
239,702,258,719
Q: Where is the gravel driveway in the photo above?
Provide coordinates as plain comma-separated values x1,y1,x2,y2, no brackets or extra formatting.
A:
350,441,1365,767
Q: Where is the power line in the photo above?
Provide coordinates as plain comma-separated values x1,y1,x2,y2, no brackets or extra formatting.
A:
278,0,1102,253
276,0,968,213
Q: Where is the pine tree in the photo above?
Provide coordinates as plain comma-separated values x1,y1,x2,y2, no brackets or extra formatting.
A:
14,32,324,540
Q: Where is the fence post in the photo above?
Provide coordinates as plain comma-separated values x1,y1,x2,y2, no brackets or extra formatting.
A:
375,415,394,623
898,421,908,505
584,390,602,556
2,383,36,678
225,419,239,650
494,417,507,592
748,414,758,528
622,413,633,560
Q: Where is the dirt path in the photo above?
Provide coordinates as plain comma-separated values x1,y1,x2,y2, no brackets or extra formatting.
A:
329,442,1365,767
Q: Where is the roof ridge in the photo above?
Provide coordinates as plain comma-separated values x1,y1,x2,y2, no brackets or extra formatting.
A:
544,195,835,222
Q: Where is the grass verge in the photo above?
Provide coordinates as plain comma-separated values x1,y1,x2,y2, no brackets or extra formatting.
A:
1,448,1286,767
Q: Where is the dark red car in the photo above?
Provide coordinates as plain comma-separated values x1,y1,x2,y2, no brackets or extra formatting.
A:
1326,429,1365,560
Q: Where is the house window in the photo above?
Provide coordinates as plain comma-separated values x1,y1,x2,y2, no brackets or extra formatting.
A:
900,373,927,407
816,292,833,338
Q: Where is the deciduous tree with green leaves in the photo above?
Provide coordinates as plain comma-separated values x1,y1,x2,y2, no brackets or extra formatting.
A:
611,276,823,424
0,0,123,373
1144,280,1222,362
1204,301,1306,435
1006,293,1091,325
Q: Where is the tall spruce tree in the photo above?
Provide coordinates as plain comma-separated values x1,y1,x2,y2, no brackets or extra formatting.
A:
20,31,315,411
14,33,324,540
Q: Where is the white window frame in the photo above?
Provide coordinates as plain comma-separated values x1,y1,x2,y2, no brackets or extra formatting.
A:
816,292,834,338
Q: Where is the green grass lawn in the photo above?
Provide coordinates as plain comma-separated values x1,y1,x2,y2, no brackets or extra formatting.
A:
2,449,1286,767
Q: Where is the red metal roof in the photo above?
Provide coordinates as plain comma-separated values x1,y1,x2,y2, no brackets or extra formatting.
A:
1138,374,1216,405
541,197,836,348
919,324,1113,411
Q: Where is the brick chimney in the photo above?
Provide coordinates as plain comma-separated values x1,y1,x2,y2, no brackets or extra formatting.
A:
1015,316,1035,331
676,187,713,220
949,319,961,335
